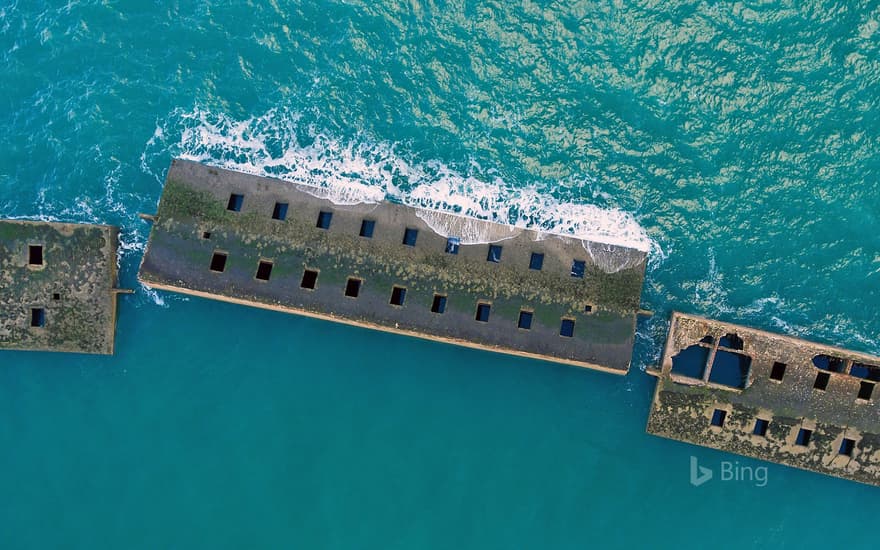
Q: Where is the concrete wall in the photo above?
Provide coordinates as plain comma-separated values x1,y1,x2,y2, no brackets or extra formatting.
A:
139,159,648,373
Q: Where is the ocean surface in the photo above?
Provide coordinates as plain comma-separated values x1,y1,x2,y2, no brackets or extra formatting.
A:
2,1,879,548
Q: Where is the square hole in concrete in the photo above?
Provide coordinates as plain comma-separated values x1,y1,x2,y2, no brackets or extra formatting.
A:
851,362,880,382
431,294,447,314
445,237,460,254
770,362,786,381
359,219,375,238
708,350,751,389
209,252,228,273
475,303,491,322
858,381,874,401
840,438,855,456
272,202,289,221
487,244,502,263
560,318,575,337
671,344,710,379
52,292,61,301
28,245,43,265
345,278,362,298
300,269,318,289
402,228,418,246
711,409,727,427
227,193,244,211
795,428,812,446
518,310,533,330
584,305,593,313
529,252,544,270
30,308,45,328
390,286,406,306
571,260,585,278
316,211,333,229
814,372,830,391
753,418,769,437
255,260,273,281
202,231,212,239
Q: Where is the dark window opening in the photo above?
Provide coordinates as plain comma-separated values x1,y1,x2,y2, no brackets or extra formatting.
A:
202,231,212,239
584,305,593,313
402,228,418,246
571,260,586,278
316,211,333,229
840,438,855,457
431,294,447,314
345,278,362,298
487,244,502,263
475,303,491,322
851,363,880,382
255,260,273,281
814,372,830,391
359,219,375,238
518,310,533,330
708,350,752,389
813,354,846,373
227,193,244,211
795,428,812,447
529,252,544,270
560,319,575,338
272,202,289,221
52,293,61,301
390,286,407,306
700,335,714,344
754,418,769,437
30,308,45,328
300,269,318,289
711,409,727,427
445,237,460,254
770,362,787,381
28,245,43,265
671,344,710,379
858,381,874,401
209,252,228,273
719,333,744,350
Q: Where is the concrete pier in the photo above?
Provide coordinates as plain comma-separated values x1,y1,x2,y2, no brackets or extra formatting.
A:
647,312,880,486
0,220,121,355
138,160,648,373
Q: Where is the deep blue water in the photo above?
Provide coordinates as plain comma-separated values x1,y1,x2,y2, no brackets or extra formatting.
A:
2,1,879,548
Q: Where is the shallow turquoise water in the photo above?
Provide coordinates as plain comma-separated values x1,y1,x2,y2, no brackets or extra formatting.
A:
2,1,879,548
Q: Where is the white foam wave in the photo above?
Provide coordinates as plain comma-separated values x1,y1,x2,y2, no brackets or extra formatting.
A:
144,106,653,253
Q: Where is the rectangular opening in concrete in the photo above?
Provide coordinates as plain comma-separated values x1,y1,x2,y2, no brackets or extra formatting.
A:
390,286,407,306
796,428,812,447
814,372,830,391
487,244,502,263
851,362,880,381
209,252,228,273
813,354,846,373
402,228,418,247
518,310,533,330
300,269,318,290
52,292,61,301
711,409,727,427
840,438,855,456
571,259,585,278
316,211,333,230
202,231,211,239
227,193,244,211
858,381,874,401
719,333,744,350
255,260,273,281
30,308,45,328
431,294,447,314
528,252,544,270
560,318,575,338
475,303,491,322
359,219,375,238
770,362,786,381
28,245,43,265
345,278,362,298
708,350,752,389
272,202,289,221
754,418,769,437
445,237,460,254
671,344,710,379
584,305,593,313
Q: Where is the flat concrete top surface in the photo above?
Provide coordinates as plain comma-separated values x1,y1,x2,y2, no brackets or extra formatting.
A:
139,159,648,373
0,220,120,355
648,312,880,486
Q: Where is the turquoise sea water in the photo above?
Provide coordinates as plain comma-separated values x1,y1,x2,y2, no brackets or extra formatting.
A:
2,1,880,548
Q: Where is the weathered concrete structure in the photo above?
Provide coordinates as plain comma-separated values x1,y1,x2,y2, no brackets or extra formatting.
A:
138,159,648,373
647,312,880,486
0,220,122,355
